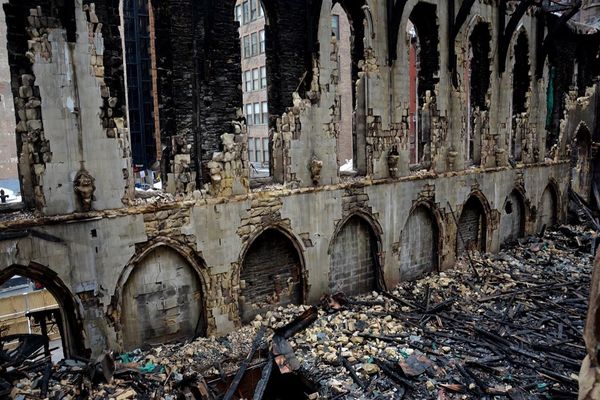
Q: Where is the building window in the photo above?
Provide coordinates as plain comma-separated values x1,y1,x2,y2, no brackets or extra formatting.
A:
253,68,260,91
248,138,256,162
255,138,262,163
245,70,252,92
235,5,242,23
260,66,267,88
250,0,258,21
258,1,264,18
259,30,265,54
261,101,268,124
246,103,254,125
251,32,258,56
262,138,269,164
254,102,262,124
242,1,250,24
243,35,251,58
332,14,340,40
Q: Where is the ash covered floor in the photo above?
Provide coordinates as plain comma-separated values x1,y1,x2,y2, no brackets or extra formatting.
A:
5,225,594,399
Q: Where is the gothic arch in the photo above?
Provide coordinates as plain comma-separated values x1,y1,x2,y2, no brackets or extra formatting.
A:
456,191,492,255
238,225,306,323
115,239,208,351
537,180,560,231
399,200,443,281
499,188,527,244
329,211,383,295
0,263,87,358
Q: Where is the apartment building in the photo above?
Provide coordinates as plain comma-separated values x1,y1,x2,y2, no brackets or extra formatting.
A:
235,0,269,177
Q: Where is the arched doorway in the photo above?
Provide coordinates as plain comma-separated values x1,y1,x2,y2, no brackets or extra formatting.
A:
456,195,488,255
499,190,526,244
329,215,380,295
121,247,205,351
0,265,86,359
538,184,558,232
239,228,304,323
399,205,439,281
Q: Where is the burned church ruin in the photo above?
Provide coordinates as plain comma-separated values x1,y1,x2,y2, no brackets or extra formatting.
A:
0,0,599,393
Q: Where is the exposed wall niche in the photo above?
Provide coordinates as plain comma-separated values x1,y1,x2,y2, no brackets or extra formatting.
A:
120,247,205,351
239,228,304,323
329,214,379,295
456,195,488,255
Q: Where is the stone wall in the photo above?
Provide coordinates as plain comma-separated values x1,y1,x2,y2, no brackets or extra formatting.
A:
0,0,596,358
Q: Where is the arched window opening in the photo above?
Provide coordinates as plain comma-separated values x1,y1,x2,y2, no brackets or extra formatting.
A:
124,0,162,190
499,190,526,244
466,22,491,165
510,32,530,162
332,4,355,175
399,206,439,281
572,124,592,202
456,196,487,256
235,0,271,180
0,4,23,207
408,3,439,169
239,229,304,323
121,247,205,351
330,215,380,295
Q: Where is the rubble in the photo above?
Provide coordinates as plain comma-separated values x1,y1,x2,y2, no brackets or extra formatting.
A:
3,225,593,399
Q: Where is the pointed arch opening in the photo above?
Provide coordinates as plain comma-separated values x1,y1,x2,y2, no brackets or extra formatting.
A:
332,0,367,176
0,264,87,360
466,21,491,165
457,195,488,255
239,228,305,323
572,123,593,202
538,183,559,232
399,204,440,281
119,246,206,351
329,214,382,295
510,31,531,162
407,2,439,169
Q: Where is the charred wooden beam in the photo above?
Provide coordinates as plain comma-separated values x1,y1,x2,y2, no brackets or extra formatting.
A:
223,326,266,400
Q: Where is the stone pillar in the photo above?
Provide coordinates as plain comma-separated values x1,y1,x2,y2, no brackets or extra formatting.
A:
579,250,600,399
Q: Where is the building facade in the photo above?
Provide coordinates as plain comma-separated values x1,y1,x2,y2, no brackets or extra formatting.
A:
0,0,597,358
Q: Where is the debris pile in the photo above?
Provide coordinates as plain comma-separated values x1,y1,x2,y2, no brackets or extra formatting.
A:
3,225,593,399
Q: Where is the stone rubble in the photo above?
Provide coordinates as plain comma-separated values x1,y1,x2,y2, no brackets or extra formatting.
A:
4,225,593,399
